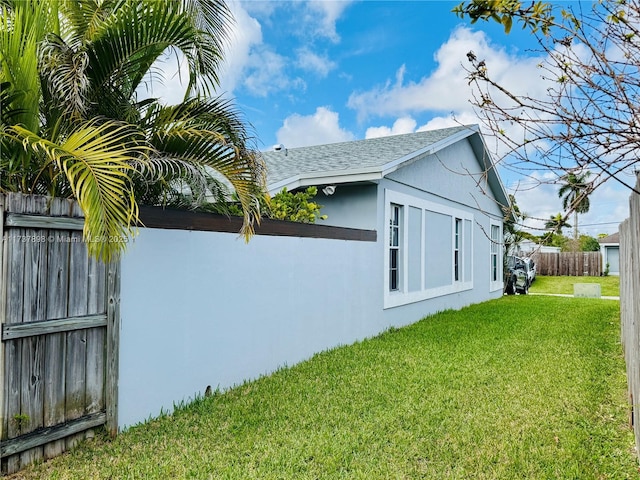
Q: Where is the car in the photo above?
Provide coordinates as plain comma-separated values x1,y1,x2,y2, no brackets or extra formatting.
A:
523,257,536,286
504,255,529,295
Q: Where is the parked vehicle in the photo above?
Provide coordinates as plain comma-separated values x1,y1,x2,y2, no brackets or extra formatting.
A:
504,255,529,295
523,258,536,286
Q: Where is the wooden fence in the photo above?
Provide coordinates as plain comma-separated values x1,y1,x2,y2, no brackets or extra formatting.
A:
620,177,640,460
0,193,120,475
524,251,602,276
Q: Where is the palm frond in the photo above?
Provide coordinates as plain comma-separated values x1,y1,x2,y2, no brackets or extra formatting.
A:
85,0,229,107
10,120,150,261
39,33,90,119
130,153,228,207
143,98,267,237
60,0,122,44
0,2,49,132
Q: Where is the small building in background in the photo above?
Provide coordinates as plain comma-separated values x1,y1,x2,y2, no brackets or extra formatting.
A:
599,232,620,275
517,240,561,255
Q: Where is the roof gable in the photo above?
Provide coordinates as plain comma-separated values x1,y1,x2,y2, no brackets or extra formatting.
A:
261,124,510,214
262,125,469,188
598,232,619,244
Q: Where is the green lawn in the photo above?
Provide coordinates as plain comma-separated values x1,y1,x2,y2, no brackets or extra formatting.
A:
15,297,638,479
530,275,620,297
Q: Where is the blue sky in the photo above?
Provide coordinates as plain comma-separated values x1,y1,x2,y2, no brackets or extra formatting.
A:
144,0,628,237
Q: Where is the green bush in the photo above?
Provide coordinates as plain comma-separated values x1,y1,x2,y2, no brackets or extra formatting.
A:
210,186,328,224
268,187,327,224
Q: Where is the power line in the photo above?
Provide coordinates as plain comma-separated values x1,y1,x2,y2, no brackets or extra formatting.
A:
579,221,623,227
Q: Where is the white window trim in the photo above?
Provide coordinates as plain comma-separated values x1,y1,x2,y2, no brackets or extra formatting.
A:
489,220,503,292
384,189,473,309
389,204,402,292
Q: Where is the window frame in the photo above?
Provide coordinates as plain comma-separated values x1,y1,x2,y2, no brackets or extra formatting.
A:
384,189,474,309
454,218,462,282
389,203,402,292
489,221,503,292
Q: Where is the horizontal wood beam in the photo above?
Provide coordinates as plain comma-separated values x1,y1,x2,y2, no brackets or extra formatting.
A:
4,213,84,231
0,412,105,457
139,206,377,242
2,314,107,341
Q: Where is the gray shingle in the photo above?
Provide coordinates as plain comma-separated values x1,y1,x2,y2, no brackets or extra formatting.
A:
262,125,472,186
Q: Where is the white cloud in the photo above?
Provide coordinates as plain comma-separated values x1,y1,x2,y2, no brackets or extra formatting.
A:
296,47,336,77
579,182,630,236
135,48,190,105
347,26,545,121
305,1,353,42
135,2,264,102
417,112,481,132
509,171,630,237
276,107,355,148
364,112,482,140
139,1,349,100
217,1,264,95
243,47,306,97
365,117,417,139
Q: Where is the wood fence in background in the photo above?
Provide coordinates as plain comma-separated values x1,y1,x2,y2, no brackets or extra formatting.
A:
620,177,640,460
524,251,602,276
0,193,120,475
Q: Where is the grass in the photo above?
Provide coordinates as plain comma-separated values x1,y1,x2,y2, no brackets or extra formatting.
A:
12,297,638,479
530,275,620,297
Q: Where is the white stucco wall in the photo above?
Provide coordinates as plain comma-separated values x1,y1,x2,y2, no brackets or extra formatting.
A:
118,216,502,430
315,183,378,230
119,228,382,429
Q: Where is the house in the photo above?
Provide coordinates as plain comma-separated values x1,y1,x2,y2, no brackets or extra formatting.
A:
517,240,561,255
262,124,511,309
599,232,620,275
115,124,512,428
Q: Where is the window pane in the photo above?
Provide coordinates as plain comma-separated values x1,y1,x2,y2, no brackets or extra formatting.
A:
389,204,402,292
425,211,452,288
454,251,459,281
492,255,497,281
390,249,398,291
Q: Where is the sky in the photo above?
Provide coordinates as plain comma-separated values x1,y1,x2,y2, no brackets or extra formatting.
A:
141,0,630,237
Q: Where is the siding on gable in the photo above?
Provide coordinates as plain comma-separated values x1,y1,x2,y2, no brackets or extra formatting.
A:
385,138,505,218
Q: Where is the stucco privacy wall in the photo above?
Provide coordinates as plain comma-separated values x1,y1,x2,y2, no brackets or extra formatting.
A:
119,212,503,429
118,227,380,429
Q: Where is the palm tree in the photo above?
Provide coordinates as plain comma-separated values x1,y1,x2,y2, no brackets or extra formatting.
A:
542,213,571,247
544,212,571,234
558,171,592,240
1,0,266,260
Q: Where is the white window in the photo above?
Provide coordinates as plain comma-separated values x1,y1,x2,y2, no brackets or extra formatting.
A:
389,204,401,291
384,189,473,309
490,222,503,291
454,218,462,282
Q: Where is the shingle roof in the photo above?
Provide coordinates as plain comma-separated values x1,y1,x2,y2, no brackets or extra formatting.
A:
261,125,473,189
598,232,619,244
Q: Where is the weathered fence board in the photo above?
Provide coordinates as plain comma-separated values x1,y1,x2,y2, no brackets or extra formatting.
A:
620,176,640,460
0,193,120,474
527,251,602,276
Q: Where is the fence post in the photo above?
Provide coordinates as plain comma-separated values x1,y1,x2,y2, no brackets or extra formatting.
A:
105,260,120,437
0,194,5,443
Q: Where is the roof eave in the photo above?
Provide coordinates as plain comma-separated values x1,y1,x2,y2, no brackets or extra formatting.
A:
268,170,383,195
467,130,512,220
